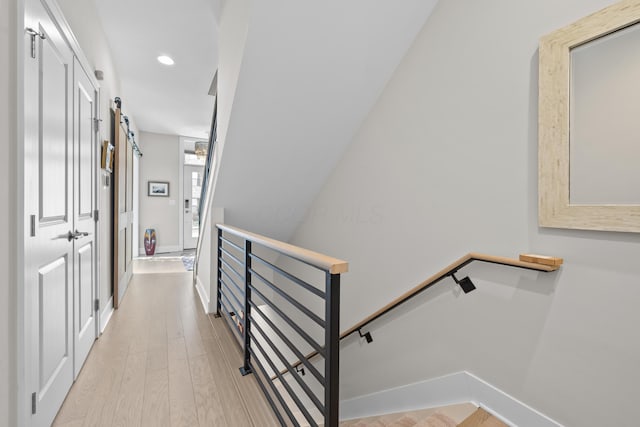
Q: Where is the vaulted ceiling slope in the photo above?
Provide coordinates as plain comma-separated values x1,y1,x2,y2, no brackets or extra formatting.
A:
212,0,440,241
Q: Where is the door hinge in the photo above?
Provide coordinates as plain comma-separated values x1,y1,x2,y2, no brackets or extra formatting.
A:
93,118,102,133
31,392,36,414
30,215,36,237
93,209,99,222
25,27,46,59
94,299,100,312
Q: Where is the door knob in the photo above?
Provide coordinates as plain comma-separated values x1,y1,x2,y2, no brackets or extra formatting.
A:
66,230,89,241
75,230,90,238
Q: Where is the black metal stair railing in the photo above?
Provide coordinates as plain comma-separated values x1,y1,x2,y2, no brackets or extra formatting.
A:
198,99,217,221
194,99,218,268
215,224,348,427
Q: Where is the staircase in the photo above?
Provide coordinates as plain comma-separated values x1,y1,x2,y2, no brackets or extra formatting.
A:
342,405,508,427
209,224,563,426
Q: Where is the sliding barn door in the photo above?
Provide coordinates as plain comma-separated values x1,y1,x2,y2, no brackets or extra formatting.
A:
112,107,135,308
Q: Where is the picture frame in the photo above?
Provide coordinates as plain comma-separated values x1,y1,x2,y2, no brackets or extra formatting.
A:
101,140,114,173
148,181,170,197
538,0,640,232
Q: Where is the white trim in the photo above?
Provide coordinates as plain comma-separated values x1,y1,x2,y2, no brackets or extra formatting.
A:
178,137,185,251
99,297,114,333
195,276,212,313
340,371,564,427
179,136,208,251
463,372,563,427
132,153,139,258
92,73,101,344
340,372,468,420
15,0,26,425
118,270,132,305
43,0,100,91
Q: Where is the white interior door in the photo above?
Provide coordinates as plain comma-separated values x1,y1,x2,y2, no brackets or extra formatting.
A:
72,58,98,378
183,165,203,249
24,1,74,425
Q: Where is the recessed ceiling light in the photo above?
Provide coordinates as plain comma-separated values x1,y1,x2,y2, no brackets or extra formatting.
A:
157,55,174,66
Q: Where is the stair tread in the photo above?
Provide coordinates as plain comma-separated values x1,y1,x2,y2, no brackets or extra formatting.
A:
340,403,476,426
457,408,508,427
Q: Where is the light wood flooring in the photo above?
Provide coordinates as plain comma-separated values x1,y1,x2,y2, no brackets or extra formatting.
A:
52,261,279,427
52,257,509,427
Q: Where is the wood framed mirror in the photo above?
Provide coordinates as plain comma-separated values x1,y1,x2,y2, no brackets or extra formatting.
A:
539,0,640,232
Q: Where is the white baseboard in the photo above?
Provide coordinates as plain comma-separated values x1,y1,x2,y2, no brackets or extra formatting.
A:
340,371,563,427
138,245,183,255
195,276,212,313
118,270,133,305
99,296,114,333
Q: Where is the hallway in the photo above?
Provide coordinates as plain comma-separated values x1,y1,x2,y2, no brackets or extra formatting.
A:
52,258,279,427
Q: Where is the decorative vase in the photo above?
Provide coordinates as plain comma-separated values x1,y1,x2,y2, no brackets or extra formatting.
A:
144,228,156,256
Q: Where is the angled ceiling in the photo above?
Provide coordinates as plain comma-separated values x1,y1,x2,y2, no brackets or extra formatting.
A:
92,0,440,242
212,0,440,241
94,0,218,138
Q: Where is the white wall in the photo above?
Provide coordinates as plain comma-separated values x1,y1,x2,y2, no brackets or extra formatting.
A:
1,0,18,424
212,0,438,242
205,0,249,234
138,131,181,253
196,202,212,309
215,0,250,149
192,0,249,306
287,1,640,426
195,206,224,313
194,0,252,311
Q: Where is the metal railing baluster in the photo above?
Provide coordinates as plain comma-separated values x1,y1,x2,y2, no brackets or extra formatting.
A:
324,273,340,427
215,227,222,317
240,239,252,376
216,224,348,427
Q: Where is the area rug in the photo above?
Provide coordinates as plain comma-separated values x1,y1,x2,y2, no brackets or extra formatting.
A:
182,255,195,271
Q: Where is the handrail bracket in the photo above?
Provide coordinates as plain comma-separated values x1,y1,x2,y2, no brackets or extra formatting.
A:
358,328,373,344
451,272,476,294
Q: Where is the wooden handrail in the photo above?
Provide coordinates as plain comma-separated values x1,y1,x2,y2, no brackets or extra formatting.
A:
217,224,349,274
340,252,561,338
278,252,562,377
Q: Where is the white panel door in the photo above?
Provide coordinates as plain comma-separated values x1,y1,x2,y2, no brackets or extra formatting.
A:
72,58,98,378
24,0,74,425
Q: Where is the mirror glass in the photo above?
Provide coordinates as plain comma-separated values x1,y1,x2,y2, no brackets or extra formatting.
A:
569,22,640,205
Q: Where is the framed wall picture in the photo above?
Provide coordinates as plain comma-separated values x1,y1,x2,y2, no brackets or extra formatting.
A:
148,181,170,197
